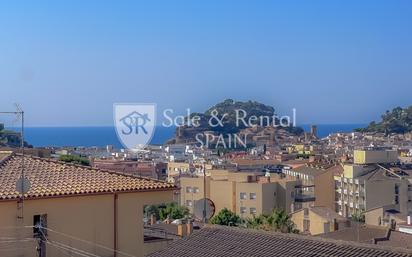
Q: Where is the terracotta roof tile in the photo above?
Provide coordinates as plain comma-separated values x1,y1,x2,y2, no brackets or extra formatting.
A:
0,153,176,200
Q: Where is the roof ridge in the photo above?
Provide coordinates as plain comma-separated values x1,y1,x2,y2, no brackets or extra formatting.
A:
14,153,173,185
0,151,16,167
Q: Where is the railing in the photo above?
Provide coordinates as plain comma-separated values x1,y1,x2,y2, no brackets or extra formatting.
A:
294,193,315,202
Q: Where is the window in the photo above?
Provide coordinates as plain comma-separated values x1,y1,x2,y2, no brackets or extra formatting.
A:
193,187,200,193
395,184,400,194
33,214,47,238
394,195,399,204
186,200,193,207
186,186,192,193
240,192,247,200
250,193,256,200
250,207,257,215
240,207,247,214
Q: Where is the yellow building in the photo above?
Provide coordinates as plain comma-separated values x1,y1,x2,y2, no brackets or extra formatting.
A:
353,149,398,164
335,150,412,218
364,205,407,229
0,152,176,257
291,206,348,235
166,162,213,181
180,169,298,218
284,163,342,211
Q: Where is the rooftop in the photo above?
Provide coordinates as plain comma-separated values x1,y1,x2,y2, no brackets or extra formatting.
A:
309,206,347,222
0,153,176,201
149,225,412,257
318,223,388,244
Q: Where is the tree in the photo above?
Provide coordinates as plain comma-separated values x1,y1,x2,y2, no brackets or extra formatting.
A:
245,209,298,233
358,105,412,134
144,205,160,220
351,212,365,223
59,154,90,166
210,208,240,226
158,202,189,220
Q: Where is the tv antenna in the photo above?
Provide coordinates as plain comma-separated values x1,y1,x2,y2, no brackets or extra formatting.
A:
0,104,26,221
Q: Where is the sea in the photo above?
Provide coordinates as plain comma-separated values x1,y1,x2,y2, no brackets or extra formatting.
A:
5,124,366,149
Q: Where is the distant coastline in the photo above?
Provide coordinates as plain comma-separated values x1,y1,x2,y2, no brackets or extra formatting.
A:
6,124,366,148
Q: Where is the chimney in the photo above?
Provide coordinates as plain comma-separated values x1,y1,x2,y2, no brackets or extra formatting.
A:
150,214,156,225
177,224,184,237
186,221,193,236
408,216,411,225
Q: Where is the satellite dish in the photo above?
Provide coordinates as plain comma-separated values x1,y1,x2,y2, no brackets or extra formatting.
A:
194,198,215,221
16,177,31,194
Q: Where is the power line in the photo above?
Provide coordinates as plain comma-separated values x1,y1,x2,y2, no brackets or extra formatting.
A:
41,226,137,257
39,228,100,257
49,240,100,257
45,241,81,257
0,238,35,244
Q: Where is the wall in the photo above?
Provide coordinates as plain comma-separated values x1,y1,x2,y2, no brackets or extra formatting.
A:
308,211,330,235
290,209,305,233
261,183,278,214
314,170,335,210
236,182,263,218
210,180,236,213
0,190,173,257
365,180,397,211
365,207,385,226
180,176,210,212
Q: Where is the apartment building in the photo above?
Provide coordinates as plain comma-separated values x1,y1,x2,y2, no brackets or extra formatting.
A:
335,149,412,218
180,175,211,212
283,162,343,211
180,169,298,218
167,162,213,184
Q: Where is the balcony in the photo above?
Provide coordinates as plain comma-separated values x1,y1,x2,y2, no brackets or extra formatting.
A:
294,193,315,203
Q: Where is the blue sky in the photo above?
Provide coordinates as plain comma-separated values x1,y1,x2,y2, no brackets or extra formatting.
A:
0,0,411,126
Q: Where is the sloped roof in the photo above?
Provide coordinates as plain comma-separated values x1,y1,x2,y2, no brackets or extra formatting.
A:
0,153,176,200
149,225,412,257
318,223,388,243
376,231,412,250
309,206,347,222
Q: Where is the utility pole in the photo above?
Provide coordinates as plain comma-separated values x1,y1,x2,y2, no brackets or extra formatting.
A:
203,163,207,223
0,106,25,220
